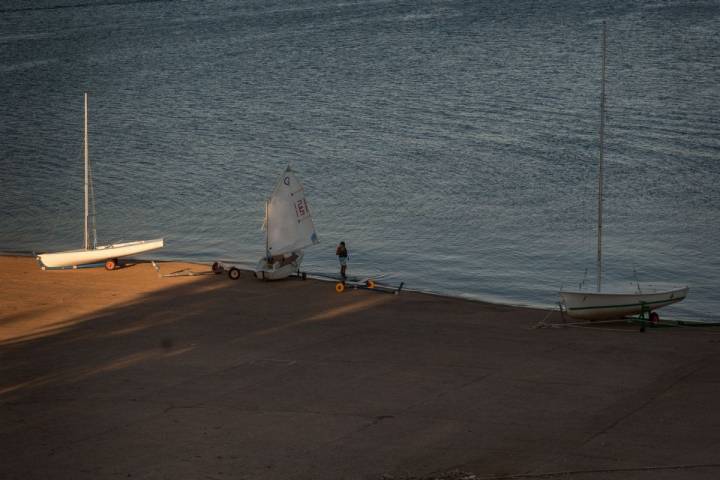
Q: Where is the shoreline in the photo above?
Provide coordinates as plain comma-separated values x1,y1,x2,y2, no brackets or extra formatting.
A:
3,253,705,324
1,252,558,312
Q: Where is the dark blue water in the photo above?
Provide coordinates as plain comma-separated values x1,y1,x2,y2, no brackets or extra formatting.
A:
1,0,719,321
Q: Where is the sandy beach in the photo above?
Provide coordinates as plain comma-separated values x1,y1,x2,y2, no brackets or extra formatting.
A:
1,255,719,479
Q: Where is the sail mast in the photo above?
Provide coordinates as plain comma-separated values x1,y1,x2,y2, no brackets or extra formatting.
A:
84,92,90,251
597,22,607,292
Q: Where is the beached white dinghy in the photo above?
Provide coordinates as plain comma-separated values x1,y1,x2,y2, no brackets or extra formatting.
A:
560,286,688,321
39,239,164,269
559,23,687,321
37,93,164,270
255,166,319,280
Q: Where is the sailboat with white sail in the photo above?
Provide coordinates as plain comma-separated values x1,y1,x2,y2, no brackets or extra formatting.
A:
559,22,688,321
254,166,319,280
37,93,164,270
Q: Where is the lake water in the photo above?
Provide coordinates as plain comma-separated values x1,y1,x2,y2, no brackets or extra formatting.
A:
1,0,718,321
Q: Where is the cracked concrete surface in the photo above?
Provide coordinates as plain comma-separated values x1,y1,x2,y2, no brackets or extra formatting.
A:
1,257,719,479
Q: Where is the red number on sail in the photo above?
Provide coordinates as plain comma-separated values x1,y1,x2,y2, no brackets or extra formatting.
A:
295,198,307,218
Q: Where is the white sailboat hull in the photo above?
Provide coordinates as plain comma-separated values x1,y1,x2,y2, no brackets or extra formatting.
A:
37,238,164,268
559,286,688,320
254,251,303,281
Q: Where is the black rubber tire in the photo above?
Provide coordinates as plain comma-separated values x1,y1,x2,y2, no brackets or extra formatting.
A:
105,258,117,271
228,267,240,280
212,262,223,274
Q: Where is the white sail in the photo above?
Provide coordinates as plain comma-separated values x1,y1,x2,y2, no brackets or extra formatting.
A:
266,166,319,257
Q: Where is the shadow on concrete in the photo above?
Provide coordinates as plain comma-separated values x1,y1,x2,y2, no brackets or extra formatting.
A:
1,269,719,480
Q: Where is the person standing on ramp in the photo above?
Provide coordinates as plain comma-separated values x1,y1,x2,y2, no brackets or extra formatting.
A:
336,241,348,279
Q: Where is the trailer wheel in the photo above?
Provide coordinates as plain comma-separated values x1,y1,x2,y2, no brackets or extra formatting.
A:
212,262,224,274
105,258,117,271
228,267,241,280
335,282,345,293
366,280,375,289
302,272,307,280
649,311,660,326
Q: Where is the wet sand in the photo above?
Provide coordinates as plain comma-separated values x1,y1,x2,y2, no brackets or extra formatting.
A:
1,256,718,479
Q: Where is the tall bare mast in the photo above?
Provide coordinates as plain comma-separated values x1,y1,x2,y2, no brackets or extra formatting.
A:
84,92,90,250
597,22,607,292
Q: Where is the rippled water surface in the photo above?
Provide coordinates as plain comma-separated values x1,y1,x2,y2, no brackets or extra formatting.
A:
1,0,719,320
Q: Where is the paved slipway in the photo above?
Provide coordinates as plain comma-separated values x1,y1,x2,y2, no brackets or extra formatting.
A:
0,257,719,480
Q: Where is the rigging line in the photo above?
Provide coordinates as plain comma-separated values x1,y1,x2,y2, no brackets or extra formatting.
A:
88,151,98,248
585,153,593,277
632,264,641,293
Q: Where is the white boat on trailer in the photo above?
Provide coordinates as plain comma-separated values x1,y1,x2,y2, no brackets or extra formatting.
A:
252,166,319,281
255,251,305,281
560,286,688,321
559,22,687,321
39,239,164,270
37,92,164,270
